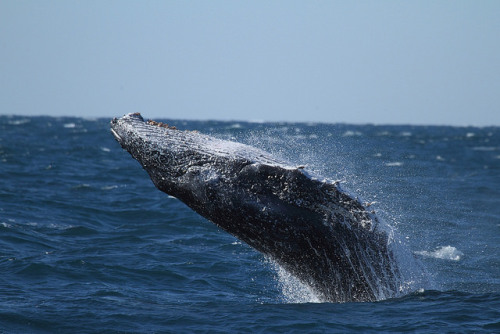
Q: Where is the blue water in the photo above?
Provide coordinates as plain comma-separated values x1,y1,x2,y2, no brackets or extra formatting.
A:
1,115,499,333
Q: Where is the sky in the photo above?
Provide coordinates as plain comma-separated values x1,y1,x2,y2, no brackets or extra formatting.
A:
1,1,499,126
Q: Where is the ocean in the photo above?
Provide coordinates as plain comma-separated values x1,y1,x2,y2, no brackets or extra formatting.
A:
0,115,499,333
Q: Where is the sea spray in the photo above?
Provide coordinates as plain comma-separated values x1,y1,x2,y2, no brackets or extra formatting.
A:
242,126,433,302
265,258,322,304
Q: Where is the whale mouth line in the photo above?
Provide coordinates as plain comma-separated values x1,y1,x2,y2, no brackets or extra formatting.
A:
110,128,122,142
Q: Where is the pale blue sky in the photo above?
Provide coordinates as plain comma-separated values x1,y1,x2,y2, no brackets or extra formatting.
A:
1,1,499,125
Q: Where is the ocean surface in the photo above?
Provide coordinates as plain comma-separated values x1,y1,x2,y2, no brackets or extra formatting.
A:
1,115,499,333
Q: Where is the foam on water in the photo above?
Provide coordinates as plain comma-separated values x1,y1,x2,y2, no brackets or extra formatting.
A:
415,246,464,261
385,161,404,167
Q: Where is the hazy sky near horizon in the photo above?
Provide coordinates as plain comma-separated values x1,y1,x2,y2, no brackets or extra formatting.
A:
1,1,499,126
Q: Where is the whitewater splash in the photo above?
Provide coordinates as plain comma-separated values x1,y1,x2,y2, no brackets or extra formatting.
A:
269,229,430,303
415,246,463,261
267,259,322,304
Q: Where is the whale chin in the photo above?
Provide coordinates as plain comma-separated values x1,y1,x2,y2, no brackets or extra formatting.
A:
111,113,403,302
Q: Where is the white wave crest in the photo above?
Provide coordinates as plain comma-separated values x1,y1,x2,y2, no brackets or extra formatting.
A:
385,162,403,167
415,246,463,261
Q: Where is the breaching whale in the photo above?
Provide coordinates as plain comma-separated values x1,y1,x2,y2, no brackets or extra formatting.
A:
110,113,402,302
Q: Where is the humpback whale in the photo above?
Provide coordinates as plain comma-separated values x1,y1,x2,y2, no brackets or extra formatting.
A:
110,113,402,302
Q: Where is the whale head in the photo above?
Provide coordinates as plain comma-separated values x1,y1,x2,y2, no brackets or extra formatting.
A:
111,113,224,201
110,112,294,209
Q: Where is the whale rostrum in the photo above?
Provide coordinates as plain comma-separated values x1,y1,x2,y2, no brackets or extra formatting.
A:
111,113,403,302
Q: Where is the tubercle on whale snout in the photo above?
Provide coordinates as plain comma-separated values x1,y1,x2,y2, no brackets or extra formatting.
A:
147,119,177,130
116,112,175,129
